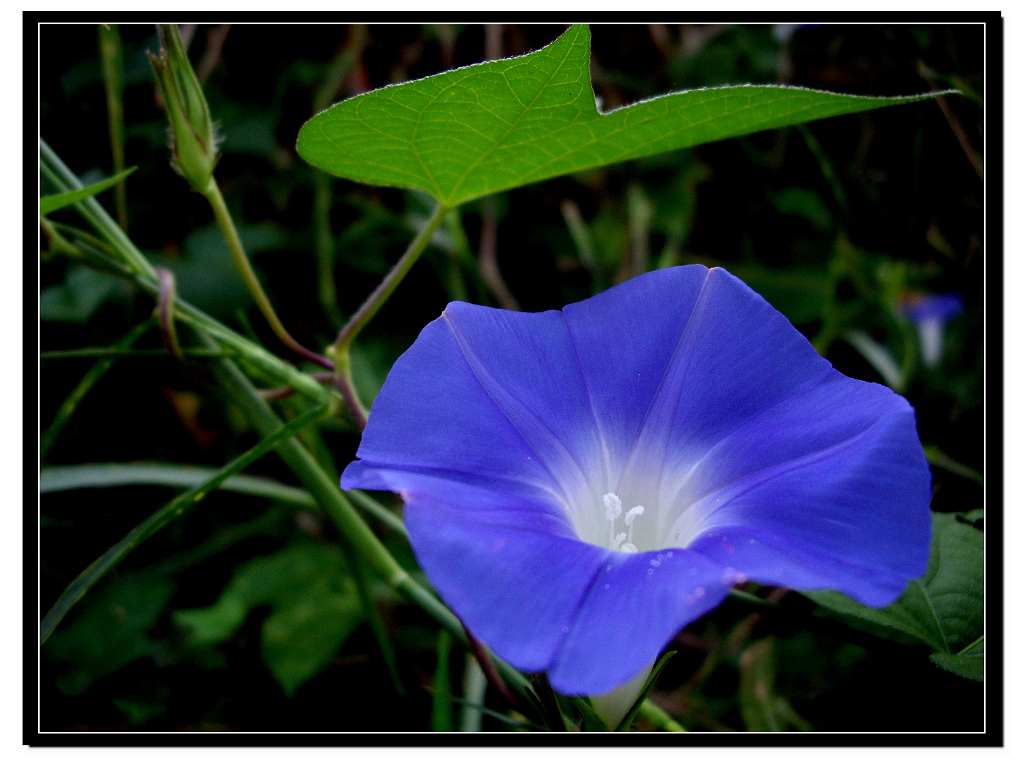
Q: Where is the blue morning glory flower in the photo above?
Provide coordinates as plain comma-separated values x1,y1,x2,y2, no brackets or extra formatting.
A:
341,265,931,704
900,292,964,368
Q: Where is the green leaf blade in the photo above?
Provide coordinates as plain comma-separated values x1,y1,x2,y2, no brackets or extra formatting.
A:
931,638,984,682
40,166,137,215
806,513,983,678
41,462,316,509
297,25,952,206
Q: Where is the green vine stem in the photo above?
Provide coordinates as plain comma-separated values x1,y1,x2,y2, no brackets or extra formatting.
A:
328,201,449,427
40,141,154,280
332,348,367,429
204,179,335,370
98,24,128,229
42,347,232,360
40,217,84,258
637,700,687,732
332,201,449,356
313,172,341,327
41,140,335,408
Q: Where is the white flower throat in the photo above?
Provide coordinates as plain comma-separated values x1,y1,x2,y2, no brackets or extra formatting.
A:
571,473,707,554
602,492,645,553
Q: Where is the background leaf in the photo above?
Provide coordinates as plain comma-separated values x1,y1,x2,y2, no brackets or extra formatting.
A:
40,265,128,323
931,637,984,682
176,540,350,638
175,540,365,695
738,638,812,732
47,571,175,695
807,513,983,679
298,25,949,206
261,588,363,696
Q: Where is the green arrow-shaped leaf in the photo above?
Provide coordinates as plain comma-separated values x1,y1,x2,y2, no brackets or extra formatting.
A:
807,513,983,680
297,25,950,207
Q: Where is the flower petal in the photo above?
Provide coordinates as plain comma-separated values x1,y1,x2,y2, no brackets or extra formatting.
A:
561,265,710,479
616,268,834,493
342,459,565,526
686,407,932,606
404,500,610,671
662,371,906,508
437,302,611,523
547,548,730,694
351,307,593,513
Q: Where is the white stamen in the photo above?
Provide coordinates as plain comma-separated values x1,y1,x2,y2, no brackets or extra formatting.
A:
624,505,645,527
624,505,645,549
603,494,649,554
602,492,623,521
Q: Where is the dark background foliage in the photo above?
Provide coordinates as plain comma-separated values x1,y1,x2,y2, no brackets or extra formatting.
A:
39,23,984,732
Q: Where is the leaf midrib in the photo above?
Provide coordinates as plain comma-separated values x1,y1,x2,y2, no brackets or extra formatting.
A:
912,562,951,654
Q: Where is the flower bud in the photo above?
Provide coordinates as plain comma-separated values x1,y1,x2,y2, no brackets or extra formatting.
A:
148,25,218,193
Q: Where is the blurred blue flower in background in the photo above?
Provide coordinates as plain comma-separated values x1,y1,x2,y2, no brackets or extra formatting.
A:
900,292,964,368
342,266,932,717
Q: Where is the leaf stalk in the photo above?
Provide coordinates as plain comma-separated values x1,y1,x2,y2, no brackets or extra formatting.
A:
332,201,449,355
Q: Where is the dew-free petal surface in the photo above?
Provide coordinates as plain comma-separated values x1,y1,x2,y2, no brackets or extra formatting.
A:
440,302,607,518
561,264,709,481
404,501,610,671
352,311,576,510
621,268,833,491
688,409,932,607
547,547,731,694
